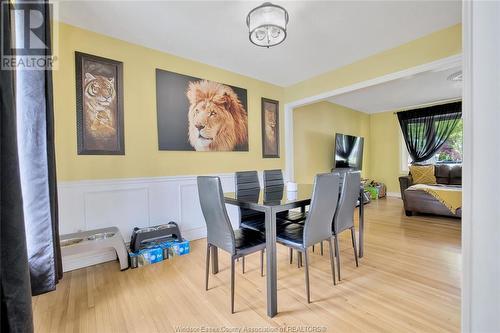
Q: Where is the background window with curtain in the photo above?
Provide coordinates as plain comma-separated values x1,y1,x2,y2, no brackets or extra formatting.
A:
398,101,462,166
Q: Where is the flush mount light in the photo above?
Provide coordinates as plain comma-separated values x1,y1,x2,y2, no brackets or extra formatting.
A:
246,2,289,48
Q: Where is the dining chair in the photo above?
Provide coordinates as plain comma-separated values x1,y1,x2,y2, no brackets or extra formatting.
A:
263,169,309,265
263,169,285,187
275,173,340,303
235,171,265,232
332,171,361,281
263,169,307,223
197,176,266,313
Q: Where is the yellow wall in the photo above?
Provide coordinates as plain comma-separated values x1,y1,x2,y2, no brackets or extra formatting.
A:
293,102,370,184
55,22,461,186
285,24,461,102
54,22,285,181
293,106,441,193
289,24,461,192
369,111,404,193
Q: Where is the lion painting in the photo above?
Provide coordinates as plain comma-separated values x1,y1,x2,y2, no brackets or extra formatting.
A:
187,80,248,151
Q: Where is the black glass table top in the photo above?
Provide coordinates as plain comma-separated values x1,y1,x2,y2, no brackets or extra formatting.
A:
224,184,314,207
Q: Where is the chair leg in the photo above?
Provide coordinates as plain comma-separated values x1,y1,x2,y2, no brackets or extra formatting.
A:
304,250,310,303
351,227,359,267
231,258,235,314
334,236,341,281
205,243,210,291
242,256,245,274
312,245,315,253
260,249,264,277
328,237,336,286
298,251,302,268
289,248,293,264
320,241,324,256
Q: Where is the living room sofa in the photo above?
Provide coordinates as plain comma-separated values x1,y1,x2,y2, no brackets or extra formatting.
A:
399,164,462,218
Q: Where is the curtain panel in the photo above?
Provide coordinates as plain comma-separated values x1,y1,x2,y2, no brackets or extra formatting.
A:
397,102,462,163
0,0,34,331
15,0,62,296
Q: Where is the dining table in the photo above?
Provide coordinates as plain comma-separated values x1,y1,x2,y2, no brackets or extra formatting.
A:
211,183,365,318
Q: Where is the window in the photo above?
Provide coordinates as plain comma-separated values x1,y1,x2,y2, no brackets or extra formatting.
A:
434,119,463,163
401,118,463,170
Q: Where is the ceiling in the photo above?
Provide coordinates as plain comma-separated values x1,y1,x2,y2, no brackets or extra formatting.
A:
57,1,461,86
327,65,462,113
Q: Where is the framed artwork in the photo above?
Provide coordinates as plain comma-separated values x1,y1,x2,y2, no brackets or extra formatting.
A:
75,52,124,155
261,98,279,158
156,69,248,151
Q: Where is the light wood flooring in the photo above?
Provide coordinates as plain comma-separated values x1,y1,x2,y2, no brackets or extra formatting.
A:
32,197,461,332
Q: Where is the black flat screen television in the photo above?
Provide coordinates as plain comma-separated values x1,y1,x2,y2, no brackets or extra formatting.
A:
334,133,364,170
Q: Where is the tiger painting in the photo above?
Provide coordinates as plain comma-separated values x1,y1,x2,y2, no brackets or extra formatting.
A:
83,72,117,139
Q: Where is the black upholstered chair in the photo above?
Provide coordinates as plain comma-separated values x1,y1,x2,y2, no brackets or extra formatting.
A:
332,171,361,281
197,176,266,313
276,173,340,303
263,169,307,223
235,171,266,232
262,169,285,187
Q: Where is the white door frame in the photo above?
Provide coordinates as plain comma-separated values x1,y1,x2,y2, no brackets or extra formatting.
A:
283,54,462,182
461,2,472,331
461,1,500,331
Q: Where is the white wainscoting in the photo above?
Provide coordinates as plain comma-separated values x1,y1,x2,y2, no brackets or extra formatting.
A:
58,172,258,241
58,172,261,271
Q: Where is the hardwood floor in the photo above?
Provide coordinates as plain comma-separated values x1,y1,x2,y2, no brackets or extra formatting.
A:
32,197,461,332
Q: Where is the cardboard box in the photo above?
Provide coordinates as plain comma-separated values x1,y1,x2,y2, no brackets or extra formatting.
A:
129,247,164,267
169,240,190,257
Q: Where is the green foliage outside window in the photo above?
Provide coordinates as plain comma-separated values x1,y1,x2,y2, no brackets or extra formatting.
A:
436,119,463,163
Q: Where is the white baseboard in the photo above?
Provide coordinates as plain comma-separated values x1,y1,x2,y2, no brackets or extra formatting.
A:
386,192,402,198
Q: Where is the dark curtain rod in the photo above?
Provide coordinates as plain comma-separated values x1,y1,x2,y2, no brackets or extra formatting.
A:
393,99,462,114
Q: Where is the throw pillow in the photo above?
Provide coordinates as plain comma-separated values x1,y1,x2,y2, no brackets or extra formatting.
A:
410,164,437,184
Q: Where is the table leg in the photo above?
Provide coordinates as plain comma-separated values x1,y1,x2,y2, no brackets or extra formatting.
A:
265,207,278,317
359,189,364,258
211,246,219,274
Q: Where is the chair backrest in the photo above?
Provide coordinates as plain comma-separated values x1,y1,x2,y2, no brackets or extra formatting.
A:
197,176,235,254
303,173,340,247
263,185,284,205
235,171,260,191
263,169,284,188
235,171,262,221
333,171,361,234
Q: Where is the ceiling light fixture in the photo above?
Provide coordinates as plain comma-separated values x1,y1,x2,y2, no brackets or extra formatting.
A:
246,2,289,48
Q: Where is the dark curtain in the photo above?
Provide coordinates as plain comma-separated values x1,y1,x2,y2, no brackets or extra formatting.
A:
15,0,62,295
0,0,34,331
397,102,462,163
